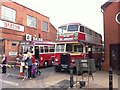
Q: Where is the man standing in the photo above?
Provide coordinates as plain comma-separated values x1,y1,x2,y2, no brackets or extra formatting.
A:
2,54,7,73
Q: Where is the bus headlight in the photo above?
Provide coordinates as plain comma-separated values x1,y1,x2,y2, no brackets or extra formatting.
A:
71,59,75,63
55,58,58,62
41,57,43,60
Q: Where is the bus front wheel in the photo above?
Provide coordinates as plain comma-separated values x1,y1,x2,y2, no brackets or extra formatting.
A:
44,61,48,67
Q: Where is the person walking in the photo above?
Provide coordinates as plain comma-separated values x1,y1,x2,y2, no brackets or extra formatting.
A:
2,54,7,73
26,50,32,79
22,52,27,73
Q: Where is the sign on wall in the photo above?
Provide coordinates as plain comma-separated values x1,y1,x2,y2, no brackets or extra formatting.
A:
25,34,32,41
0,20,24,32
9,52,18,56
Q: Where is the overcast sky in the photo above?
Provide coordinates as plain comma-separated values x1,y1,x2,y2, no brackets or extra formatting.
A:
12,0,109,39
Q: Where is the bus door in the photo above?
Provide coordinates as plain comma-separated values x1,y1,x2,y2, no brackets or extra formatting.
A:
35,46,40,60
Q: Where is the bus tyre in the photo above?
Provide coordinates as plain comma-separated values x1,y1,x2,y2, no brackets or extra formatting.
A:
44,61,48,67
54,66,61,72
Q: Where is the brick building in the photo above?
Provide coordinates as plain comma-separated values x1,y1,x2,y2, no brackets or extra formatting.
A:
0,0,57,62
101,0,120,70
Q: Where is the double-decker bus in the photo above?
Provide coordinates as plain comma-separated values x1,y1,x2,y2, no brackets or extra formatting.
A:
54,23,103,72
17,41,56,67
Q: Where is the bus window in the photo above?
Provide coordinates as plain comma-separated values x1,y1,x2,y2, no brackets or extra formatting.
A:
86,47,88,53
66,44,72,52
50,46,54,52
58,25,67,34
74,45,83,52
68,25,78,32
30,46,33,53
45,46,48,52
40,46,44,53
80,26,84,32
56,44,65,52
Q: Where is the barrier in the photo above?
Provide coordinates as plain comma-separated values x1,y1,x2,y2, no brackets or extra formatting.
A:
0,63,28,81
75,59,96,88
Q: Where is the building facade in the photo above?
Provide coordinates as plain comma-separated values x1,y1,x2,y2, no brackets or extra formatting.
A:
101,0,120,70
0,0,57,62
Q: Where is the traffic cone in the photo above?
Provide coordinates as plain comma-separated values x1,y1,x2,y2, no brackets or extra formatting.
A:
19,62,24,77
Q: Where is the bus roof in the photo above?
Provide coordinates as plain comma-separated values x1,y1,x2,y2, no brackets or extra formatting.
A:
32,41,56,45
56,40,102,46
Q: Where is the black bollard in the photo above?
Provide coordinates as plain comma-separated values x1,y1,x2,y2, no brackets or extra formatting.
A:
70,67,74,88
109,67,113,90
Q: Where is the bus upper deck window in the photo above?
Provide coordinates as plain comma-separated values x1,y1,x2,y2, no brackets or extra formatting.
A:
80,26,84,32
68,25,78,32
58,26,67,33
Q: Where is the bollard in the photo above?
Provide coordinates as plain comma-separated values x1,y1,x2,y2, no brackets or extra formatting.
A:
19,62,24,77
70,66,74,88
109,67,113,90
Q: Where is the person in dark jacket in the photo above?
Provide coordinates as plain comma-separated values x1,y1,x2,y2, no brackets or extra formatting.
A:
88,51,92,59
26,50,32,79
2,54,7,73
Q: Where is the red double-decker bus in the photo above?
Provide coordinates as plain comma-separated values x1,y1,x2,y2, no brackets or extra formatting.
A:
54,23,103,72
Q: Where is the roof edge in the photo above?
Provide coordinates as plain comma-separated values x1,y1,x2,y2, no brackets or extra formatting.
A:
101,0,120,11
9,0,49,19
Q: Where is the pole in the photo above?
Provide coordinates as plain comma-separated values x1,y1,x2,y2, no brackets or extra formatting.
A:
70,66,74,88
109,67,113,90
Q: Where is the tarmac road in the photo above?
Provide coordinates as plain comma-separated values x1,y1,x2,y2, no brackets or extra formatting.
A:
0,66,119,89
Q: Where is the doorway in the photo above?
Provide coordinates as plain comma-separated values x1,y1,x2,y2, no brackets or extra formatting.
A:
110,44,120,70
35,46,40,60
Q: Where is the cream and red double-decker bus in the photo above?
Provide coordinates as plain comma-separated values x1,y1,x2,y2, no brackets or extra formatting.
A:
54,23,103,72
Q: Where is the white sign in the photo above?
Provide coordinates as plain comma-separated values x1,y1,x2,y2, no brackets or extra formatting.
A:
0,20,24,32
26,34,32,41
9,52,18,56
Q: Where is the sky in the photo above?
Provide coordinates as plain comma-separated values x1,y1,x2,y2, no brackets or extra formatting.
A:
11,0,109,39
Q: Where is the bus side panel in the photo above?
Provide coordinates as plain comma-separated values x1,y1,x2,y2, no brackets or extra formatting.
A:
39,53,55,67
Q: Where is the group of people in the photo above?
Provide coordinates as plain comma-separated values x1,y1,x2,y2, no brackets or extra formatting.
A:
20,49,40,79
1,49,37,79
20,50,34,79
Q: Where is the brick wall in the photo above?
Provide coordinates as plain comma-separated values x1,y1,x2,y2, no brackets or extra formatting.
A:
0,0,57,62
102,2,120,70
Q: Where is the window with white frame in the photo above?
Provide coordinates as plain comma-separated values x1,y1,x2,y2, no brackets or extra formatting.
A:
27,15,37,28
1,6,16,22
42,21,48,31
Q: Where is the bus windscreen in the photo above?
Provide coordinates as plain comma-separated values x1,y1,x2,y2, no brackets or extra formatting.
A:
68,25,78,32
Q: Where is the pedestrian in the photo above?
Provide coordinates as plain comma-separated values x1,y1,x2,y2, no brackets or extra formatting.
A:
2,54,7,73
22,52,27,73
97,57,102,70
26,50,32,79
88,51,92,59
